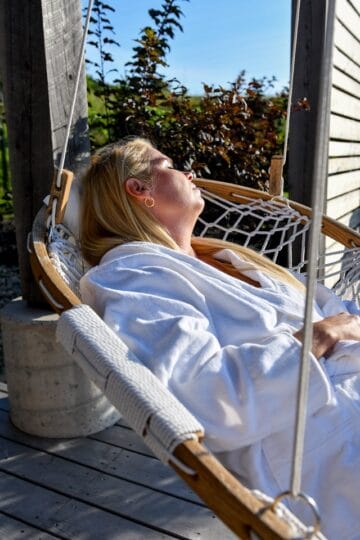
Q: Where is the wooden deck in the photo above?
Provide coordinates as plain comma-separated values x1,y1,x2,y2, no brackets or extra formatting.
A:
0,383,236,539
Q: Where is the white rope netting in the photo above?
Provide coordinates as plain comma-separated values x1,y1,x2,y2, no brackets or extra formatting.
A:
196,189,360,305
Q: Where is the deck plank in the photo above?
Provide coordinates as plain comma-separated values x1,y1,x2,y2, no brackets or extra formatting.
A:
0,383,236,539
0,415,235,538
0,474,173,539
0,410,199,504
90,425,154,457
0,512,60,540
0,438,221,539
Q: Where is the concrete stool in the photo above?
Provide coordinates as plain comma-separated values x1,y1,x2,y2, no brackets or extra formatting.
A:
1,297,120,438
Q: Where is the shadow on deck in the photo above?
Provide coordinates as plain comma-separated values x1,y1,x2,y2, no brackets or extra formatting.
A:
0,382,235,539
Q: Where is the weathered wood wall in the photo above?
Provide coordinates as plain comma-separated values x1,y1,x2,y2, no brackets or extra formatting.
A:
323,0,360,284
289,0,360,228
328,0,360,235
42,0,90,175
289,0,359,283
0,0,89,302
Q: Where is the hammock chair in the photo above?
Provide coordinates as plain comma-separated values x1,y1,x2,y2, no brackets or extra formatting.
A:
25,0,360,537
29,166,360,540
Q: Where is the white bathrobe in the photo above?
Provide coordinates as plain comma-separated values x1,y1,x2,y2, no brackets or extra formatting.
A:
80,242,360,540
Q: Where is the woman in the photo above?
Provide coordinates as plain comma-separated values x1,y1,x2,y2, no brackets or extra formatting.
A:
80,137,360,539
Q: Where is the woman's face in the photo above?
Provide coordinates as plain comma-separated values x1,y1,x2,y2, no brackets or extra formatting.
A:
148,148,205,226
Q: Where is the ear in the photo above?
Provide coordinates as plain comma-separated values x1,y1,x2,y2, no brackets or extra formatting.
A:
125,177,151,201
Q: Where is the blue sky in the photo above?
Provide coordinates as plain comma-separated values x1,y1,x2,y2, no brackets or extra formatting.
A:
85,0,291,94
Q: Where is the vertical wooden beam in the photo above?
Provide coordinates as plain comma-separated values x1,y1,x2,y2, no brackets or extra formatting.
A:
0,0,89,303
288,0,327,208
0,0,54,303
42,0,90,176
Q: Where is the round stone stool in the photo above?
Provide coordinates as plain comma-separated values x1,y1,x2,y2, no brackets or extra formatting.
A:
1,298,120,438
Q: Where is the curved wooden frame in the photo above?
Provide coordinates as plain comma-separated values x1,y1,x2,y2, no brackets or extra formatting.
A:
29,205,81,313
29,173,359,538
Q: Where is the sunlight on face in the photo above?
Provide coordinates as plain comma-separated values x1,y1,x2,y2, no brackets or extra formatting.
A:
147,150,204,231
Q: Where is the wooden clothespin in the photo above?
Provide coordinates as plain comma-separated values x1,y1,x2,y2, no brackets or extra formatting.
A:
47,169,74,225
269,155,284,196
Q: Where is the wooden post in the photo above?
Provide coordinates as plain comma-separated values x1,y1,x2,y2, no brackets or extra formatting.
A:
0,0,89,304
42,0,90,176
288,0,327,208
0,0,54,303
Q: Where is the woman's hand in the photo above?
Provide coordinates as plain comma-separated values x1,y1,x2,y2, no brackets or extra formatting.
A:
294,313,360,359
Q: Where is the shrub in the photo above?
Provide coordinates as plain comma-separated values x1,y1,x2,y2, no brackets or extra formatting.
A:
87,0,287,190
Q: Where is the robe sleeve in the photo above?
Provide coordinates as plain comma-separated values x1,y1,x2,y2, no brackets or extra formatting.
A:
82,263,333,453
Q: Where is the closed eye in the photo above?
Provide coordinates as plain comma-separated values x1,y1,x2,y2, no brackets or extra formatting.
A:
163,159,194,176
169,166,193,174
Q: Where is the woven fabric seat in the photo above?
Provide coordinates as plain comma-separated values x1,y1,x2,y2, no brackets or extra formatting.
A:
47,223,90,298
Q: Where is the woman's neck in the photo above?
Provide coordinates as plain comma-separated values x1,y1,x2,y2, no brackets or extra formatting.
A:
177,241,197,258
169,226,198,257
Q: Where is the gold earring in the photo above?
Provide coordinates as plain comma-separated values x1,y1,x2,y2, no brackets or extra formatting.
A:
145,197,155,208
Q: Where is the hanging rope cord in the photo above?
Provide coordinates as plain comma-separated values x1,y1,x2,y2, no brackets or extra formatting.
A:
292,0,337,493
53,0,94,195
47,0,94,236
270,0,338,535
282,0,301,169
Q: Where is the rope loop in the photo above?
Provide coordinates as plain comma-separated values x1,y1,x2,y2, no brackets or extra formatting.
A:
55,0,94,186
269,194,290,206
145,426,198,476
269,490,321,538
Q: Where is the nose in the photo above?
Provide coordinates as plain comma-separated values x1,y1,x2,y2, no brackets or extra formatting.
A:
184,170,194,180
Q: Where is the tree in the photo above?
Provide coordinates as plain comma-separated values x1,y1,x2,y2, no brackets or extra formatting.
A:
87,0,287,191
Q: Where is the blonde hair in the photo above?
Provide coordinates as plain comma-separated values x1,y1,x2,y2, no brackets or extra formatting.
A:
81,137,303,291
81,137,178,265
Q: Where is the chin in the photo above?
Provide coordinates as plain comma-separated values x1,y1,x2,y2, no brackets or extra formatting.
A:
195,197,206,215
